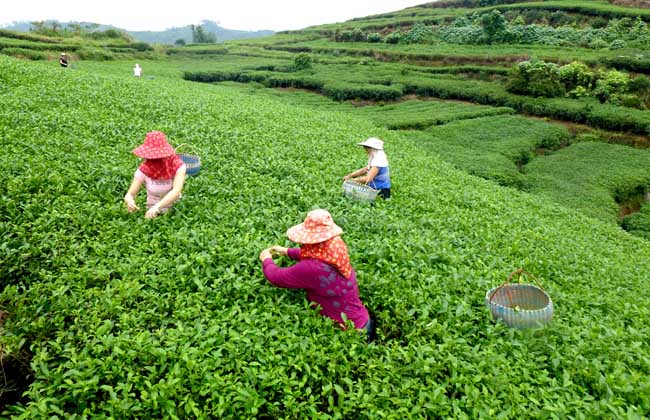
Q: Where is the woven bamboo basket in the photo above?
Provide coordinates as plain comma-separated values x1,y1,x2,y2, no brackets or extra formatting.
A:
485,269,553,329
342,180,379,203
175,144,201,176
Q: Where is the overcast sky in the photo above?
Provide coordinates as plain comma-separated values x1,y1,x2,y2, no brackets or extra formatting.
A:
1,1,429,32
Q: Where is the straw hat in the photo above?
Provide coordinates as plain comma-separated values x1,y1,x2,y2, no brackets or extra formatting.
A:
287,209,343,244
357,137,384,150
132,131,176,159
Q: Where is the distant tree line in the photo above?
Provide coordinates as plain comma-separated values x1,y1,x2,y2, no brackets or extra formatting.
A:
29,21,132,41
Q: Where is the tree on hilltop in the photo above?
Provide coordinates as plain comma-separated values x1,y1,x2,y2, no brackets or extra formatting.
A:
191,24,217,43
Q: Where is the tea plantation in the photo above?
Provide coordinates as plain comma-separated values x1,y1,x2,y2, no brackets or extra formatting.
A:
2,48,650,418
3,0,650,417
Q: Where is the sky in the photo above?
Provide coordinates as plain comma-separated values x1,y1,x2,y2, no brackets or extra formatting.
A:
1,1,429,32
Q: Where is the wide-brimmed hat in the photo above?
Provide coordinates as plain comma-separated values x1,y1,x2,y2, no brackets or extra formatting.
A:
357,137,384,150
132,131,176,159
287,209,343,244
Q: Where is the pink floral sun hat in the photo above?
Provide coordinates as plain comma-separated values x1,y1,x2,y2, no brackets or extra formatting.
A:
132,131,176,159
287,209,343,245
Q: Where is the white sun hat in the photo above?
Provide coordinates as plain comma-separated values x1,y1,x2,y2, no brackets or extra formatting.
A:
357,137,384,150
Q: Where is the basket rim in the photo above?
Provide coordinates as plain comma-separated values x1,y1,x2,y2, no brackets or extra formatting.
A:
342,179,379,192
485,285,553,313
177,152,200,159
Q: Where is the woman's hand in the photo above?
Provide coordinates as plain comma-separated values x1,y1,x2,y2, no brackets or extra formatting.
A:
124,195,139,212
270,245,288,256
342,174,350,182
259,248,273,262
145,206,160,219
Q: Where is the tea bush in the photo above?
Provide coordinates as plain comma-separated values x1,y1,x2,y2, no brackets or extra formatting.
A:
352,99,514,129
397,114,569,189
293,53,313,70
322,81,404,101
506,59,565,98
621,203,650,239
2,44,650,420
525,141,650,222
0,48,48,60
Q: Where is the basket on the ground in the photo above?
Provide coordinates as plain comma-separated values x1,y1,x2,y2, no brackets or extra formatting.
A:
485,268,553,329
342,180,379,203
175,143,201,176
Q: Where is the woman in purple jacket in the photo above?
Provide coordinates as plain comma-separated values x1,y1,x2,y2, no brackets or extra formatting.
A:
259,209,375,341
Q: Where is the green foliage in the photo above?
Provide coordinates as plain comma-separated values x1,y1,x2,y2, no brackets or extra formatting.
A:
353,99,514,129
481,10,507,42
293,53,312,70
526,141,650,222
384,31,401,44
434,11,650,49
174,38,186,46
401,24,436,44
599,54,650,73
366,32,383,43
399,114,569,189
558,61,596,93
0,47,48,60
335,29,365,42
504,59,649,108
621,202,650,239
322,81,404,101
506,60,565,98
593,69,629,103
400,73,650,134
0,29,61,44
85,28,128,40
179,52,650,134
130,42,154,52
3,55,650,419
629,74,650,106
76,47,115,61
191,24,217,44
28,21,133,42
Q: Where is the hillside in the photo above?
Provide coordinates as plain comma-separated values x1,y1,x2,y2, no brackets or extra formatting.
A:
1,20,274,44
2,52,650,417
173,0,650,238
129,20,274,45
2,0,650,417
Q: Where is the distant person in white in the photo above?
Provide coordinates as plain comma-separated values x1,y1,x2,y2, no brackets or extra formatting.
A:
133,63,142,77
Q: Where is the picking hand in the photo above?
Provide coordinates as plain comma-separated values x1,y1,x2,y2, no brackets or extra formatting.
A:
145,207,160,219
124,196,139,212
270,245,288,256
259,248,273,262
